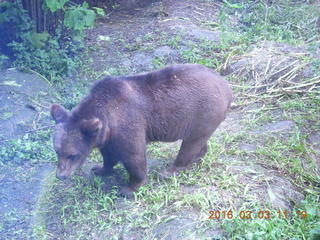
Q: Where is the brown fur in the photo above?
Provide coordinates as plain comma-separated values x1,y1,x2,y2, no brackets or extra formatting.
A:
51,64,233,197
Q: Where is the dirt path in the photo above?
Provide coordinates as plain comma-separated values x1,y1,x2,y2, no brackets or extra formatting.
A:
84,0,221,74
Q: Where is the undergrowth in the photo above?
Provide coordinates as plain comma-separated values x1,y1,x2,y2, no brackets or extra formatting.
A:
0,129,55,165
0,0,102,82
220,0,320,44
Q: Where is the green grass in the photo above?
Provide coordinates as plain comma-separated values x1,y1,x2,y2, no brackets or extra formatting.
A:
220,0,320,44
34,90,320,239
33,109,319,238
220,195,320,240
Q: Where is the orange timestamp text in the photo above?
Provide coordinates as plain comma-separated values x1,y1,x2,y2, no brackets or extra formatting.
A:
208,210,308,220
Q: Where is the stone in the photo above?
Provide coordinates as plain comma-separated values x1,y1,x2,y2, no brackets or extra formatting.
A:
239,143,257,152
308,132,320,146
152,216,197,240
223,59,249,75
0,163,54,239
154,46,178,58
267,176,304,209
254,120,296,134
0,68,57,144
122,59,132,68
302,66,314,78
307,132,320,174
189,29,221,43
116,0,151,10
152,211,224,240
132,52,153,70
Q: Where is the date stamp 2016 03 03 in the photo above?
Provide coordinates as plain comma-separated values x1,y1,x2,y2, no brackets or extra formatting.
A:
208,210,308,220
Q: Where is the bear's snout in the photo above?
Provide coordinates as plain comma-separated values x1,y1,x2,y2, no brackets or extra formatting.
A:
56,174,69,180
56,167,72,180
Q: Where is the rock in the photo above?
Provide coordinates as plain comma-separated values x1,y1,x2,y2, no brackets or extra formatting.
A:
0,68,57,144
239,143,257,152
122,59,132,68
253,120,296,134
154,46,178,58
307,132,320,175
189,29,221,43
152,216,197,240
132,52,153,70
0,163,54,239
152,211,224,240
116,0,151,10
227,161,304,209
222,59,249,75
302,66,314,78
308,132,320,147
266,176,304,209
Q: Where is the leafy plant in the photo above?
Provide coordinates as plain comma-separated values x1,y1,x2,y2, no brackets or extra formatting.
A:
0,130,55,165
0,0,104,82
0,1,32,56
45,0,68,12
64,2,96,40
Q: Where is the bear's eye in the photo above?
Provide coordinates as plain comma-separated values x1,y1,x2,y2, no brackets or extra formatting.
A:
67,154,79,161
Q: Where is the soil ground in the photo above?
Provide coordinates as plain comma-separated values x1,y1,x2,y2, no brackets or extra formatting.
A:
0,0,319,239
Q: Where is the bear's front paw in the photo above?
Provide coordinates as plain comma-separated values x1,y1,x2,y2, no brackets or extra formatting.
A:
91,166,113,176
119,186,135,199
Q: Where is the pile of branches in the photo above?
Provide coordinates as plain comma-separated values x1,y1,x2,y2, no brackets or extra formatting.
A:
226,41,320,105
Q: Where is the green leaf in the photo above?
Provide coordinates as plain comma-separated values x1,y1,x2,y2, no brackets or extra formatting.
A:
83,9,96,27
72,30,83,41
64,6,96,31
30,31,50,49
92,7,105,16
45,0,69,13
82,2,89,8
223,0,244,9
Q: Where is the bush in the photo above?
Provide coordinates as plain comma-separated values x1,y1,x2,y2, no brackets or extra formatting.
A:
0,0,103,82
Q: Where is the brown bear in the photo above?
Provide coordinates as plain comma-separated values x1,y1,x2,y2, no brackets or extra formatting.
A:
51,64,233,197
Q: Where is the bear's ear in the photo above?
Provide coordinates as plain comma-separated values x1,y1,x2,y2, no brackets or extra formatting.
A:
80,118,102,135
50,104,68,123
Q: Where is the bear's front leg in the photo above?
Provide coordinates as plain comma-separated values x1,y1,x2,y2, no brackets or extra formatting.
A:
120,156,147,198
92,146,118,176
108,130,148,198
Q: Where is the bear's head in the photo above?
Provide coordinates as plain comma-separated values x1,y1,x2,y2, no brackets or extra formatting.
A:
50,104,105,179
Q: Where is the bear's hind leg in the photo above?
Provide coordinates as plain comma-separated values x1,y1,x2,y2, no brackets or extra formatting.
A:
160,136,210,178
